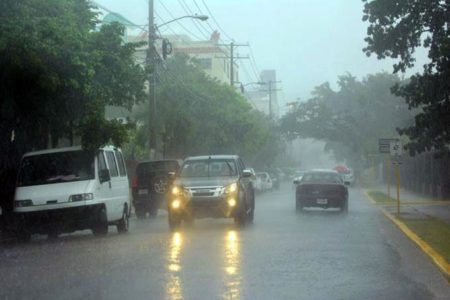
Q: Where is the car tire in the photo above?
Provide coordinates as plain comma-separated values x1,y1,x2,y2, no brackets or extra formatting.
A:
168,213,181,231
148,204,158,218
16,229,31,243
92,207,108,236
117,206,129,233
47,229,59,240
296,199,304,213
135,207,146,219
247,194,255,223
234,204,247,227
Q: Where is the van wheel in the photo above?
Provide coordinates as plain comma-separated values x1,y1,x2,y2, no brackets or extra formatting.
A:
117,206,129,233
92,207,108,236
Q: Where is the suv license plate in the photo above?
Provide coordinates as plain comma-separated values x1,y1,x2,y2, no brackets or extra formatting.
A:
138,189,148,195
317,198,328,204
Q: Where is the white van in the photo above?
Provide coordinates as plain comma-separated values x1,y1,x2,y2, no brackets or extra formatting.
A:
13,146,130,241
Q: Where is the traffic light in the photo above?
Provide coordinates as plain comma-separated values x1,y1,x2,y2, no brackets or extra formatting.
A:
162,39,172,60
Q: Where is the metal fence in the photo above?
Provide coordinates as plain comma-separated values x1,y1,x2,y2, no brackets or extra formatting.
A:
382,153,450,199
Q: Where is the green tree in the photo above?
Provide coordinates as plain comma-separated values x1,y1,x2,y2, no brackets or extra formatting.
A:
126,54,280,166
0,0,147,210
363,0,450,155
280,73,414,169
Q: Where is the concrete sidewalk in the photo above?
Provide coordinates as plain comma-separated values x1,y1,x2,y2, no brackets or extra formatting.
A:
372,185,450,225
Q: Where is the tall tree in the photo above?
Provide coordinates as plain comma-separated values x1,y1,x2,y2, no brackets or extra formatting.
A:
363,0,450,155
0,0,147,210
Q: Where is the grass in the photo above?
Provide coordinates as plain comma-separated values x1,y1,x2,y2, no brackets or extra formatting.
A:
399,216,450,264
367,190,396,204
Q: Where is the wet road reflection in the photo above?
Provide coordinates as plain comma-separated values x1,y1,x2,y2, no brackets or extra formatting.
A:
223,230,241,299
166,232,183,300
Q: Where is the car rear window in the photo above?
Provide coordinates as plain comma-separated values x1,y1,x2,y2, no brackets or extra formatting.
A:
301,173,342,184
137,161,180,177
180,159,237,177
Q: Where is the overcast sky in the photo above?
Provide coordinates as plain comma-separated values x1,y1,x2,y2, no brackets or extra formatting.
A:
95,0,427,113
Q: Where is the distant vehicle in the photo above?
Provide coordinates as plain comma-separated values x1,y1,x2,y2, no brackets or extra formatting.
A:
13,146,131,241
132,159,182,218
256,172,273,191
292,170,306,184
269,172,280,189
295,169,348,213
334,165,355,186
168,155,255,229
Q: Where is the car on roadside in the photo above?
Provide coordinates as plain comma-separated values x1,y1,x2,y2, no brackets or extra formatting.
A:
334,165,355,186
295,169,348,213
167,155,255,229
269,172,280,190
256,172,273,192
13,146,131,241
132,159,182,218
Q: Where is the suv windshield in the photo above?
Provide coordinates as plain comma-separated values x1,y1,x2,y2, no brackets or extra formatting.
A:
18,151,94,187
180,159,237,177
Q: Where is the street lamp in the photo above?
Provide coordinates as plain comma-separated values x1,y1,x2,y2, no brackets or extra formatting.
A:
157,15,209,29
147,9,208,159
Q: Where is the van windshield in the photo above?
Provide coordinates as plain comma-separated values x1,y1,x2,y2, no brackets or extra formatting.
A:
18,151,95,187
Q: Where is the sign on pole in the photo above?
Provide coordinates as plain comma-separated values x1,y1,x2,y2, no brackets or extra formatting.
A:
379,138,398,154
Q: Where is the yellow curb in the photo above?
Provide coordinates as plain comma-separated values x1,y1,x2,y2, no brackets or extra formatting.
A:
364,189,450,279
381,208,450,280
363,190,376,205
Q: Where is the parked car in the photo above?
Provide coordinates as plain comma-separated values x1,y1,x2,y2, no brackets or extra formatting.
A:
334,165,355,186
269,172,280,189
256,172,273,191
167,155,255,229
132,159,182,218
295,169,348,213
13,146,131,241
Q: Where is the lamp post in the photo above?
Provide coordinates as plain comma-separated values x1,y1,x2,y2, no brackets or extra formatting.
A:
147,6,208,159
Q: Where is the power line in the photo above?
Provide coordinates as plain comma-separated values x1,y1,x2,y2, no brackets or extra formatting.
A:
200,0,233,41
248,44,261,79
177,0,211,40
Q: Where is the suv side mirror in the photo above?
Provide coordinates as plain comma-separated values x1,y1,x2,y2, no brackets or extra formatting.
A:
242,169,252,178
99,169,111,183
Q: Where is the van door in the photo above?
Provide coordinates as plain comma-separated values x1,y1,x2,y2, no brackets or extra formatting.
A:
104,150,124,221
114,149,130,215
96,150,114,219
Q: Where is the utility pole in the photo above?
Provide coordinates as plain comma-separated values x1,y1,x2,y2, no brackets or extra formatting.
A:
264,80,281,119
147,0,157,160
217,42,249,87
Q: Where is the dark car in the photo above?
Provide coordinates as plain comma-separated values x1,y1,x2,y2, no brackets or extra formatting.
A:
269,172,280,189
167,155,255,229
132,160,182,218
295,169,348,213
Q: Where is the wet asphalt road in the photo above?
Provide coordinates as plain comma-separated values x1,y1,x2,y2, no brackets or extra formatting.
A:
1,184,449,300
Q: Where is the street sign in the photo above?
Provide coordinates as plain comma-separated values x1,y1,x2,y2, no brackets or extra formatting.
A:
389,140,402,156
379,138,398,153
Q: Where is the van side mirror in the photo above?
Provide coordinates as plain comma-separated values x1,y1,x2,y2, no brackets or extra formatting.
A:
242,169,252,178
99,169,111,183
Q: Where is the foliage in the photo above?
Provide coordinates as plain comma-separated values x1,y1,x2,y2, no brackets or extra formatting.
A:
363,0,450,155
0,0,147,210
280,72,414,169
126,54,280,166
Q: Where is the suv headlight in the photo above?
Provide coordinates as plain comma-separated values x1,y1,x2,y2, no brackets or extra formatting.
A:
224,182,238,194
69,193,94,202
172,186,182,196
